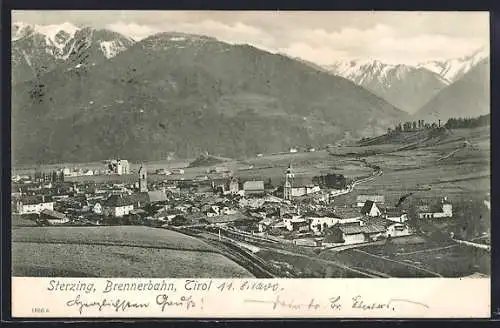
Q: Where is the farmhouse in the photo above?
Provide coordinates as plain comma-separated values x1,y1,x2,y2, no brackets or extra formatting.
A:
356,195,385,207
15,196,54,215
360,200,382,217
103,194,134,217
326,216,412,245
384,208,409,223
326,221,386,245
40,209,70,225
417,198,453,219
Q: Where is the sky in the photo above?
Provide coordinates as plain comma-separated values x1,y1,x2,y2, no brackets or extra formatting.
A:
12,11,490,66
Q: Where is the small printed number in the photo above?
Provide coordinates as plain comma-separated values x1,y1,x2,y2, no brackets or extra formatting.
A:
32,308,49,313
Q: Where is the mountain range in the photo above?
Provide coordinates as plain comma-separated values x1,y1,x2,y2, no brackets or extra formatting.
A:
12,25,409,164
326,47,489,114
11,22,489,164
414,57,490,121
12,22,134,84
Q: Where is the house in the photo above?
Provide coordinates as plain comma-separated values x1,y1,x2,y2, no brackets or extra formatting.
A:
332,207,364,223
384,221,412,238
171,168,185,175
93,203,103,214
40,209,70,225
148,190,168,203
356,195,385,207
289,148,298,153
103,194,134,217
360,200,382,217
417,198,453,219
282,213,310,232
384,208,409,223
291,185,321,197
130,190,168,208
243,180,265,195
291,220,310,233
258,218,274,232
326,220,386,245
306,213,339,233
14,196,54,214
205,213,246,227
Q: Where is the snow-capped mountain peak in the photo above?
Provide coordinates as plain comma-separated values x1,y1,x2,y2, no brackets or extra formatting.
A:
33,22,80,43
416,46,489,83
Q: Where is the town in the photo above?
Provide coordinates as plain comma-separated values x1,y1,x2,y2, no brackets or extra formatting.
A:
11,141,490,279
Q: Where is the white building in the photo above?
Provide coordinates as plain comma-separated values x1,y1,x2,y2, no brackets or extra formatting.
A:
418,198,453,219
40,209,70,225
103,195,134,217
15,196,54,214
116,160,130,175
360,201,382,217
385,208,409,223
93,203,103,214
308,216,338,233
384,222,412,238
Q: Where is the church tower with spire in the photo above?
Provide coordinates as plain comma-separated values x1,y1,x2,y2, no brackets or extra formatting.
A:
283,162,294,200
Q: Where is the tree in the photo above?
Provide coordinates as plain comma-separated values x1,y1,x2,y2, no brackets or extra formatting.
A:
171,215,189,226
412,121,417,130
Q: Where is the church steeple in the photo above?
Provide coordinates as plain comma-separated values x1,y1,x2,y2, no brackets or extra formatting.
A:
138,164,148,192
284,161,294,200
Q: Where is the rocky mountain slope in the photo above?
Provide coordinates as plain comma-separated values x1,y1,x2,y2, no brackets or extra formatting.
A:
414,58,490,121
12,22,134,84
12,32,409,164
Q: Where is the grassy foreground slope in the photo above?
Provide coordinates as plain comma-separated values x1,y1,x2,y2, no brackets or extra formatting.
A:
12,226,253,277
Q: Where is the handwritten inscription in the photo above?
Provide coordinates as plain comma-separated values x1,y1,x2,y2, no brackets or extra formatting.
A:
66,294,149,315
244,295,429,312
156,294,199,312
43,279,433,316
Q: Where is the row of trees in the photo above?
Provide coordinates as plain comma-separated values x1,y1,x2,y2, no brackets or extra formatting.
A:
444,114,490,129
312,173,347,190
388,114,490,135
388,119,440,134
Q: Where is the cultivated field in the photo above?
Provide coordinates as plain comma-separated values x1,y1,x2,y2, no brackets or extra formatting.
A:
12,226,253,277
13,243,253,277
